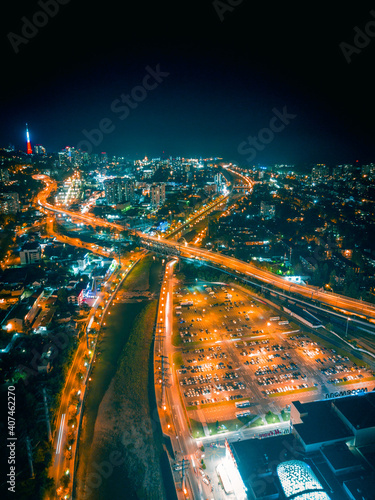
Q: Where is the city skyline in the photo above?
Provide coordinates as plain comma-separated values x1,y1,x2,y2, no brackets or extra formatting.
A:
5,131,375,176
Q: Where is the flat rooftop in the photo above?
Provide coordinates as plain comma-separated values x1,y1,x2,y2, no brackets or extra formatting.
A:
321,443,364,472
230,434,296,479
293,400,353,445
343,476,375,500
333,392,375,431
357,443,375,470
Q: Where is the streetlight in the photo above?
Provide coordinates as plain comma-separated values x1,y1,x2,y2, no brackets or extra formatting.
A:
345,317,351,338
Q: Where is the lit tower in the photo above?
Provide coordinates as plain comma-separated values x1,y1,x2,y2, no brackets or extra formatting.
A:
26,123,32,154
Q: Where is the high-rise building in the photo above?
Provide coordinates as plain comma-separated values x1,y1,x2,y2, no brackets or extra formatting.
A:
332,165,342,180
101,152,108,165
123,181,134,203
58,147,73,167
151,183,166,208
311,164,329,182
26,123,32,155
334,164,355,180
214,172,223,188
58,147,86,168
20,242,41,265
34,144,46,155
0,169,10,184
104,178,134,205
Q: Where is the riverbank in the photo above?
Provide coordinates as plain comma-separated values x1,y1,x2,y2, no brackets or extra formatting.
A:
75,255,168,499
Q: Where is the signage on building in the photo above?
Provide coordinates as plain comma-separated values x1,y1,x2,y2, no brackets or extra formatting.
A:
325,387,367,399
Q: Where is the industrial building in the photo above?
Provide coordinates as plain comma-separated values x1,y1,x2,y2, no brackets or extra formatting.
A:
223,392,375,499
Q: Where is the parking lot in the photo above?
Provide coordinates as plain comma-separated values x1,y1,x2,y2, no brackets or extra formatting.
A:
172,282,375,436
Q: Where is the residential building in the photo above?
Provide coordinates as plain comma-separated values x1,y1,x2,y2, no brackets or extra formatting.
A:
311,164,329,182
19,241,42,265
151,183,166,208
34,144,46,155
0,192,19,214
0,169,10,183
260,201,275,220
104,178,134,205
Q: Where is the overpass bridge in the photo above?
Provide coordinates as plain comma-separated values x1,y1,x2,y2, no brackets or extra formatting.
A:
232,184,250,192
140,235,375,321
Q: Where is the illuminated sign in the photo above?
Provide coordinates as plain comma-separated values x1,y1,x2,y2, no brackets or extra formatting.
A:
325,387,367,399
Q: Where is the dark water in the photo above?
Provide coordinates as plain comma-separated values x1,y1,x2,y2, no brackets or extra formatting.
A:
78,300,145,454
75,257,176,499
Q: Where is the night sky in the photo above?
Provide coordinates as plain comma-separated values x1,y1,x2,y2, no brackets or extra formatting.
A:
2,1,375,166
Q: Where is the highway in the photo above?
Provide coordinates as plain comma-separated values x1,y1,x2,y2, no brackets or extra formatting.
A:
168,195,228,241
52,339,87,498
142,235,375,320
161,260,206,500
36,175,224,499
35,174,375,322
35,174,229,239
45,216,114,259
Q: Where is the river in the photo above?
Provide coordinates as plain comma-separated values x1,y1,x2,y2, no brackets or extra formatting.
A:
75,256,176,500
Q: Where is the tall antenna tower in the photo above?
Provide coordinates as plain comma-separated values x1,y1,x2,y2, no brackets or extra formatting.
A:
26,123,32,154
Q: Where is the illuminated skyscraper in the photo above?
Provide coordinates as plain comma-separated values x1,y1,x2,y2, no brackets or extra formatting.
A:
104,178,134,205
151,183,166,208
26,123,32,155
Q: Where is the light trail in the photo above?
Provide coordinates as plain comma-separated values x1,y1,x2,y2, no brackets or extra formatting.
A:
56,413,66,455
165,290,170,333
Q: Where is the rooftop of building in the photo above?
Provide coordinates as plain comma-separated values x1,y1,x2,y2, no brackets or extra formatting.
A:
0,267,27,285
343,476,375,500
230,434,296,483
277,460,330,500
333,392,375,431
21,240,41,251
6,302,30,321
292,400,353,445
321,443,364,473
358,443,375,470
